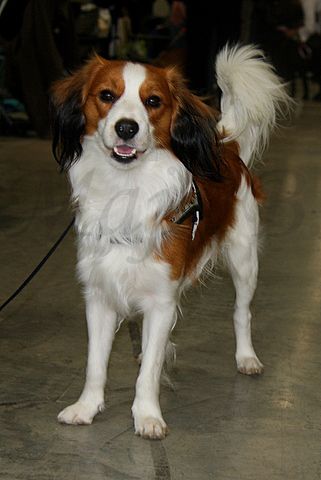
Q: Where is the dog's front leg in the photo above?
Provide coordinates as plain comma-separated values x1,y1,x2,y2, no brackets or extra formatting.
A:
58,293,117,425
132,301,176,439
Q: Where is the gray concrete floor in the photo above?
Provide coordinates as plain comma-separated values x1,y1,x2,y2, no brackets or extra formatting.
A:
0,102,321,480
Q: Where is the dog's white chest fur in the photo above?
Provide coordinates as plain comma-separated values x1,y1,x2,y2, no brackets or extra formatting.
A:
69,138,191,315
80,244,176,316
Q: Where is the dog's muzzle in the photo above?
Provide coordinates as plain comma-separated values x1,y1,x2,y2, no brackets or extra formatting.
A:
113,119,139,163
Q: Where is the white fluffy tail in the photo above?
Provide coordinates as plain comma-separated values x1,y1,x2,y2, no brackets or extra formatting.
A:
216,44,292,166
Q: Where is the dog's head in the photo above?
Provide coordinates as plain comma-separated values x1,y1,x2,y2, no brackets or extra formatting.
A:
51,55,222,179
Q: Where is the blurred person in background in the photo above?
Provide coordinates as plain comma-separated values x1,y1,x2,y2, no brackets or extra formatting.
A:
152,0,171,19
169,0,186,34
250,0,306,96
299,0,321,99
184,1,243,98
0,0,79,138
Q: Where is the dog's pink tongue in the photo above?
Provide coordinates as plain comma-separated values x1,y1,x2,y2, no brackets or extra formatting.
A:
116,145,135,155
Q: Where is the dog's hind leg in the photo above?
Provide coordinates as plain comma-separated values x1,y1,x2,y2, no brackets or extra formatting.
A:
224,179,264,375
57,293,118,425
132,300,177,439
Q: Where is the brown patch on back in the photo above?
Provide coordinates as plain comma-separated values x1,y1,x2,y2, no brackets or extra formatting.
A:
160,144,261,280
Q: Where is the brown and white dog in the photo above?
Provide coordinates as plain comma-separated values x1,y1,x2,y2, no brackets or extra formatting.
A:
51,45,290,439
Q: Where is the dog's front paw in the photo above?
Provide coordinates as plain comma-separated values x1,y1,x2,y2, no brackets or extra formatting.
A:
237,355,264,375
132,400,168,440
57,400,105,425
134,415,169,440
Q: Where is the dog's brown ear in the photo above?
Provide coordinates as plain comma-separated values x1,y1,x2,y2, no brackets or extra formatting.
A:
50,56,106,171
166,67,222,181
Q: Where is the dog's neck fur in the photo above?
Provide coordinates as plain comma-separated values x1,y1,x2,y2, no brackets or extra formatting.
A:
69,136,192,253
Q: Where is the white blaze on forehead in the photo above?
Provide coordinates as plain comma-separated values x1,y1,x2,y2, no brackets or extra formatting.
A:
122,63,146,106
100,61,152,152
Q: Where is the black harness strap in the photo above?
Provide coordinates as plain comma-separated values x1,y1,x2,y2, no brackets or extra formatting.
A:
171,180,203,239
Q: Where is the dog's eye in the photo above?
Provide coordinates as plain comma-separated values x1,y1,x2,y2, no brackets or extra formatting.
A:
145,95,162,108
99,90,116,103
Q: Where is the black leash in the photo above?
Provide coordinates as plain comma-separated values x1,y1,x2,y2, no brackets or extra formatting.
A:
0,217,75,313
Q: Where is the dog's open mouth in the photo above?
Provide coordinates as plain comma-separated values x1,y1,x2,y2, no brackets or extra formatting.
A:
112,145,137,163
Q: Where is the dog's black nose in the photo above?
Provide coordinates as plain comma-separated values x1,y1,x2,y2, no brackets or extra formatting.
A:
115,119,139,140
